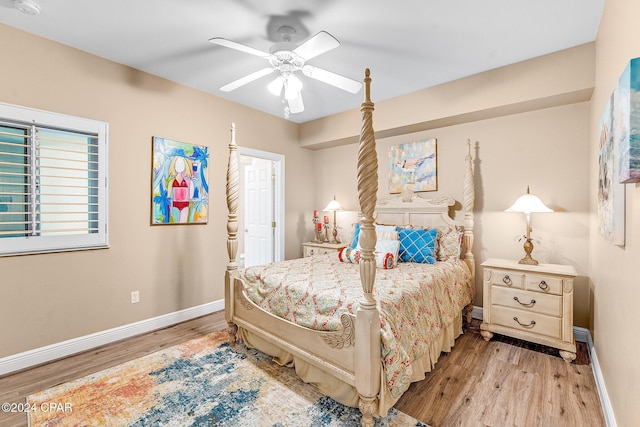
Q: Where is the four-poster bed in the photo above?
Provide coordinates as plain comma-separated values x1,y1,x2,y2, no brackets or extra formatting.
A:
225,69,475,426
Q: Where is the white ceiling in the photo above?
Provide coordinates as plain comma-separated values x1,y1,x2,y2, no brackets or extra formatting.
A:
1,0,604,123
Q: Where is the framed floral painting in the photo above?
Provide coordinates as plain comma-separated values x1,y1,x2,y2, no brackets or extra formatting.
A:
151,136,209,224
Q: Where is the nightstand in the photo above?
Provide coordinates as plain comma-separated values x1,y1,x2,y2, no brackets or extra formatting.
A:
480,258,577,363
302,242,345,257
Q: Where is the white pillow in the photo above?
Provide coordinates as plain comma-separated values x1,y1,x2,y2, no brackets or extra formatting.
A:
375,224,397,233
375,239,400,266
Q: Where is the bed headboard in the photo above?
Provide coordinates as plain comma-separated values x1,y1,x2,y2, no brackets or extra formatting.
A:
375,195,459,228
374,141,476,278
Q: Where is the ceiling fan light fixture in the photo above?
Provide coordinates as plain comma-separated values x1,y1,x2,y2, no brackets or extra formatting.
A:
284,74,303,100
210,28,358,119
267,75,284,96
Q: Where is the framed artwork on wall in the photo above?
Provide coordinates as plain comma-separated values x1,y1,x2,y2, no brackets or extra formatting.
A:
387,139,437,193
151,136,209,225
597,91,625,246
617,57,640,183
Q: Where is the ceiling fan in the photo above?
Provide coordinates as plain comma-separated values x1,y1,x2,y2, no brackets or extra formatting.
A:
209,26,362,118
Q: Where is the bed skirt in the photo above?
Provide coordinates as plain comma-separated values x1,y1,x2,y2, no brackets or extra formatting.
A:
236,310,464,418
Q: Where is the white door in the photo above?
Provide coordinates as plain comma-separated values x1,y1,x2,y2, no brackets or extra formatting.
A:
244,158,273,267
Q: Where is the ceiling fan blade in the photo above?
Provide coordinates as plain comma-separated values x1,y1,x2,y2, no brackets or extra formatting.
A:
301,65,362,94
209,37,273,59
292,31,339,61
288,92,304,114
220,68,275,92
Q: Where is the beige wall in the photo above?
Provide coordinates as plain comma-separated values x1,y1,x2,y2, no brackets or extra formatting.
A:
311,46,593,328
300,43,595,149
0,24,313,357
591,0,640,425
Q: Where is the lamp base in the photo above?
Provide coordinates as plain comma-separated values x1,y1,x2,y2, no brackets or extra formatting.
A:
519,238,538,265
331,225,340,244
518,254,539,265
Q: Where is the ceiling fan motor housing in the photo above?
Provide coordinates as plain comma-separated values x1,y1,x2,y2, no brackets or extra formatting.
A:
269,48,305,71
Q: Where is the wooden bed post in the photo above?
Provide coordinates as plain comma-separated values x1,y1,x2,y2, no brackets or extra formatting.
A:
225,123,239,342
463,139,475,322
355,68,381,427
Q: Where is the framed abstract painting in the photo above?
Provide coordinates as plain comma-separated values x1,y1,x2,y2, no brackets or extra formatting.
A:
387,139,437,193
151,136,209,225
617,57,640,183
597,91,625,246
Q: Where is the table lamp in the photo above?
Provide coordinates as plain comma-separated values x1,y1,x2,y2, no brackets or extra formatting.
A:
323,196,343,244
505,186,553,265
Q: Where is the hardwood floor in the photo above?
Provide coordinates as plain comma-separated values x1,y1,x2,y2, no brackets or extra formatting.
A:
395,320,605,426
0,312,605,427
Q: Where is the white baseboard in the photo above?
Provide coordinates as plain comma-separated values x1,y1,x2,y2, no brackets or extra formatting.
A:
471,306,616,426
0,299,224,376
586,330,618,427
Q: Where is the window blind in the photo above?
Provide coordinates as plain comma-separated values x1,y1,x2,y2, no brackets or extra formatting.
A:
0,103,108,256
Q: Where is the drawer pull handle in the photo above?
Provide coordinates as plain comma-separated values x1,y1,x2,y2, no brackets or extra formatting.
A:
513,317,536,327
539,280,549,291
502,275,512,286
513,296,536,307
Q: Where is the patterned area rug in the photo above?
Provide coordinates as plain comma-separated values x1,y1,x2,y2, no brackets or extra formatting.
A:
28,331,428,426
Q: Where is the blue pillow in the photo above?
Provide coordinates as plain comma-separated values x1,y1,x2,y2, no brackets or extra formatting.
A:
350,223,361,249
398,228,438,263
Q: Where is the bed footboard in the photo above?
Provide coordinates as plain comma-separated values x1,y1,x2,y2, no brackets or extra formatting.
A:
227,274,359,385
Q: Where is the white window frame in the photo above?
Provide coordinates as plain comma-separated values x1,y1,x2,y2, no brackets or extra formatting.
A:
0,102,109,256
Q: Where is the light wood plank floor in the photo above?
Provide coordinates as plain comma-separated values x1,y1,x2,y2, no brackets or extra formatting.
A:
0,312,605,427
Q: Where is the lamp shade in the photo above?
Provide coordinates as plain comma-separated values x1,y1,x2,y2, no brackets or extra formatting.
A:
505,187,553,214
267,75,284,96
324,197,343,211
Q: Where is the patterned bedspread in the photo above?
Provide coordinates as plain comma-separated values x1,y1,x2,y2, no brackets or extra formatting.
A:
241,253,473,398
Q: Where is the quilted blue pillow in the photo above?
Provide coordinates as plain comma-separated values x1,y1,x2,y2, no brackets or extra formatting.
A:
399,228,438,263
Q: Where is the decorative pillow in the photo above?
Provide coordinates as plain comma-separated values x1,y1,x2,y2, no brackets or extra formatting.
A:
376,230,398,241
349,223,361,249
375,224,397,233
338,247,395,269
398,228,438,264
338,246,361,263
375,239,400,266
351,223,398,250
434,225,463,261
375,252,395,269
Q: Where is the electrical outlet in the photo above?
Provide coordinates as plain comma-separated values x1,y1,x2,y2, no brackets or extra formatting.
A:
131,291,140,304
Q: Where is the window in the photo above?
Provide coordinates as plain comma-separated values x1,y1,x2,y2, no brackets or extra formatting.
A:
0,103,108,256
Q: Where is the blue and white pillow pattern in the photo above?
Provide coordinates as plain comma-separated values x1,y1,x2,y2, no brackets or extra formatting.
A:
398,228,438,264
348,223,444,266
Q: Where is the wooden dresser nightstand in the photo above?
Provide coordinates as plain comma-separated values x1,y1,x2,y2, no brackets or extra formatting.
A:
480,258,577,363
302,242,345,257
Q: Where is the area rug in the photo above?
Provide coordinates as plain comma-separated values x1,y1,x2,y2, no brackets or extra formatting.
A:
28,330,428,426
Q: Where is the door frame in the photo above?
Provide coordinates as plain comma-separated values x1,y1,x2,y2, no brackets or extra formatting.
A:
238,146,285,263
